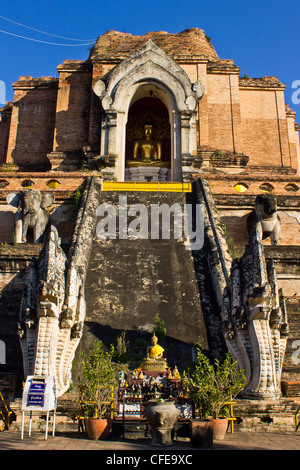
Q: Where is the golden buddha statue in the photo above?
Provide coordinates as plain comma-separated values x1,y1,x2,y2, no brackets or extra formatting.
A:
133,123,161,162
142,333,168,371
173,365,181,380
126,123,169,168
147,333,164,360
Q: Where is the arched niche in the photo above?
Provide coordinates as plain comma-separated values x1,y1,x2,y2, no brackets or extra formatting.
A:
94,39,204,181
125,94,171,172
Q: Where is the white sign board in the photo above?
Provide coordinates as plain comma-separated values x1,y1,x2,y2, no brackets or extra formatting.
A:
22,376,56,412
119,402,142,417
21,376,57,440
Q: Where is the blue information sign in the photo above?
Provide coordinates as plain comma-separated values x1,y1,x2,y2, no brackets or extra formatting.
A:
26,381,46,407
29,382,46,393
27,393,45,407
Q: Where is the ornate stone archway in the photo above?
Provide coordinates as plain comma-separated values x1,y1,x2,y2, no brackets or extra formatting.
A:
94,39,204,181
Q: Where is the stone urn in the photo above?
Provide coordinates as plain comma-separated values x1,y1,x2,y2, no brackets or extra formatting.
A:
144,400,180,446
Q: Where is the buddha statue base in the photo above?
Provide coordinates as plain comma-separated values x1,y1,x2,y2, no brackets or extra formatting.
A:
142,358,168,372
126,160,170,168
125,164,171,182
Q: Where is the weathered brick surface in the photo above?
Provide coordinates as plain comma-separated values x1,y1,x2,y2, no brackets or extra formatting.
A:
88,62,104,150
89,28,219,61
199,173,300,195
0,246,42,379
198,174,300,265
83,191,208,371
53,61,92,152
6,77,58,169
0,104,12,165
0,171,86,193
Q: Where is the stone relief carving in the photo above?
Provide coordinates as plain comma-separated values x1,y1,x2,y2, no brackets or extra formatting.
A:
6,189,55,243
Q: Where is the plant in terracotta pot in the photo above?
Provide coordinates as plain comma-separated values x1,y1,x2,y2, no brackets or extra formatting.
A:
78,340,117,440
188,347,247,441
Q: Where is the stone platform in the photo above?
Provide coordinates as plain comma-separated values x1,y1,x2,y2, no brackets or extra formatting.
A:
125,166,171,182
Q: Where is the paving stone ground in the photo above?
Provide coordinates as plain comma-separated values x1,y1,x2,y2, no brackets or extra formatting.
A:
0,428,299,452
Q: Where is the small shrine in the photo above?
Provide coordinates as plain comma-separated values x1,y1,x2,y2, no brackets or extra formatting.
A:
116,334,193,427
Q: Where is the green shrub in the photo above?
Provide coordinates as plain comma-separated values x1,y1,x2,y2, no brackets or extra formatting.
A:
188,347,247,419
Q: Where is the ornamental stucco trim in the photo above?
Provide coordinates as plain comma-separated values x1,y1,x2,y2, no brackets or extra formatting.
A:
94,39,204,113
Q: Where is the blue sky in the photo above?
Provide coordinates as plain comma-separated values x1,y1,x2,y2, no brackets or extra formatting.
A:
0,0,299,110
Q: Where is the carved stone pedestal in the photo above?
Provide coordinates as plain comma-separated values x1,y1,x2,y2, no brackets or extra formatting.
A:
125,166,171,182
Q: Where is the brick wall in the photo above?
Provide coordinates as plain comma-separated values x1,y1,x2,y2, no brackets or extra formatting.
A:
238,87,291,167
206,74,235,151
6,78,58,169
53,61,92,152
202,174,300,195
199,173,300,255
286,107,300,172
0,246,41,381
0,171,86,192
0,105,12,165
88,61,104,151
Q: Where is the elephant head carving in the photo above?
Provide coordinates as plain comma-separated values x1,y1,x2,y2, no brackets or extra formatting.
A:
6,189,55,243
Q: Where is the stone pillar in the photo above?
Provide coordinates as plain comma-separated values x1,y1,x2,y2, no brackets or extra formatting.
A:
181,113,191,155
107,112,117,155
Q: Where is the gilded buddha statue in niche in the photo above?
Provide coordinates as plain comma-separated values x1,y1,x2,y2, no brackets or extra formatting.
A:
126,122,171,169
133,123,162,163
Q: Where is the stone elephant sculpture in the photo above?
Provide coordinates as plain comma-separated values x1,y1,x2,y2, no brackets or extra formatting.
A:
247,193,281,245
6,189,55,243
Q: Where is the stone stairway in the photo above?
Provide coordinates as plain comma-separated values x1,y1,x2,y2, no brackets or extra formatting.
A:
80,189,209,370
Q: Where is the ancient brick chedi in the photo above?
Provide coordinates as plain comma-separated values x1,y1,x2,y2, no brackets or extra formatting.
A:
0,28,298,175
0,28,299,403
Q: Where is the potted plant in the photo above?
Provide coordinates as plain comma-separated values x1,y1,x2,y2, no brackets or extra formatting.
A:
188,347,247,441
78,340,117,440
